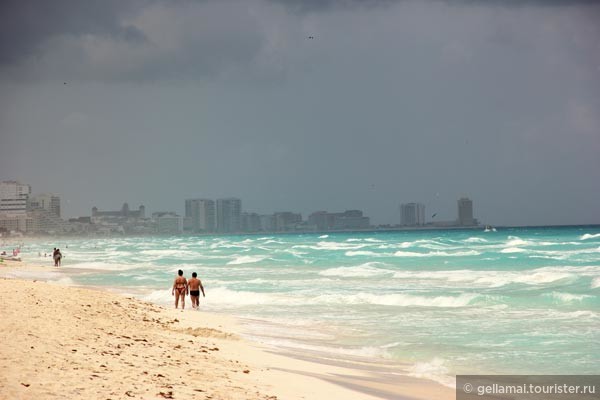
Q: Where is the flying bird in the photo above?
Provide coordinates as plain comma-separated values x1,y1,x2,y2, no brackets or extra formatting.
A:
431,213,437,219
308,36,314,39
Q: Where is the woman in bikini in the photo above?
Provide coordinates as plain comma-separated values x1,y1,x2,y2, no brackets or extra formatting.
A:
171,269,188,309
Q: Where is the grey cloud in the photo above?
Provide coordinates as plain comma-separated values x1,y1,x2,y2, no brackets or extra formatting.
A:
0,0,146,65
0,0,275,83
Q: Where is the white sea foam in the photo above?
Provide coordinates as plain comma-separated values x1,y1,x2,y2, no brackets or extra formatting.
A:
391,268,575,288
559,310,598,319
393,250,427,257
474,271,574,287
283,249,308,258
547,292,592,303
393,250,480,257
506,236,530,247
141,289,172,305
406,358,455,388
142,286,278,307
226,255,266,265
246,278,271,284
313,292,478,307
47,277,77,286
140,249,196,257
345,250,383,257
315,241,367,250
131,275,165,282
211,287,293,306
398,241,415,248
465,237,488,243
318,235,329,239
591,277,600,289
143,286,478,308
581,233,600,240
319,263,393,278
66,261,140,271
262,240,284,244
500,247,526,253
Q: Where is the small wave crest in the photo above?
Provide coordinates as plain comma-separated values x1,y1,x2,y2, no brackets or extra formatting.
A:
506,236,530,247
314,292,478,307
315,241,367,250
391,268,575,288
546,292,593,303
500,247,526,254
345,250,383,257
465,237,488,243
393,250,480,257
227,255,266,265
64,261,140,271
581,233,600,240
319,263,393,278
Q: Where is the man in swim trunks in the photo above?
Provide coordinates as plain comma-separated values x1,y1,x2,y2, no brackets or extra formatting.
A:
187,272,205,310
171,269,188,309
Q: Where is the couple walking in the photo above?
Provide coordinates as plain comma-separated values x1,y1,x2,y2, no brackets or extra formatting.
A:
172,270,205,310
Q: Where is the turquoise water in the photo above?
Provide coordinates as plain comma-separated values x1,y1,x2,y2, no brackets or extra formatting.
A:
18,227,600,386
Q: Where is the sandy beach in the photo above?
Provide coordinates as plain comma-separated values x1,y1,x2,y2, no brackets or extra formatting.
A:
0,259,453,400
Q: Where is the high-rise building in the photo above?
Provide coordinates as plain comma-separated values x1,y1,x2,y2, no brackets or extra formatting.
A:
29,193,61,218
92,203,145,219
331,210,370,230
185,199,216,233
216,198,241,233
0,181,31,214
457,197,474,226
273,212,302,232
152,212,183,234
400,203,425,226
259,214,275,232
308,211,330,231
308,210,370,231
241,212,261,232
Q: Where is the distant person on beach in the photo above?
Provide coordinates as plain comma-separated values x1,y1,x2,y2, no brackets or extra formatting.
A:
172,269,188,309
188,272,205,310
53,248,62,267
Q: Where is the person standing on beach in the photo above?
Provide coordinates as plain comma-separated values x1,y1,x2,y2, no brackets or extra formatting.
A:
172,270,188,309
187,272,205,310
52,248,62,267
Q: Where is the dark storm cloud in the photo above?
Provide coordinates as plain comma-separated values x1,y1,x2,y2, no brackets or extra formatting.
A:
0,0,146,65
0,0,269,82
268,0,396,13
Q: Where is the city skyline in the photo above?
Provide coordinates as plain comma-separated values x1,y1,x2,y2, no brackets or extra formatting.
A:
5,177,600,229
1,1,599,227
1,179,488,236
4,177,600,236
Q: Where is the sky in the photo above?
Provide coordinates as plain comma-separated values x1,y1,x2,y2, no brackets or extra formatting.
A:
1,0,599,226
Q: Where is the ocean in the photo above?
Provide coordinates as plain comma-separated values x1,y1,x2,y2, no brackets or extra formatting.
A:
14,226,600,387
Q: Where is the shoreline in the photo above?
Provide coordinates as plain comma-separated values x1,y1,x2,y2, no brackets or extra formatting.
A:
0,259,453,400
